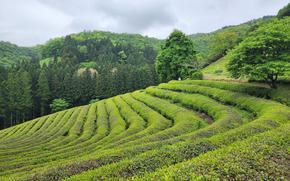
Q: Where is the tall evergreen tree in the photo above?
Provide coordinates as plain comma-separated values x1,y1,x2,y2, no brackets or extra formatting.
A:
37,70,51,116
6,71,19,126
79,69,97,104
0,82,5,129
18,70,32,121
61,35,79,65
0,67,7,128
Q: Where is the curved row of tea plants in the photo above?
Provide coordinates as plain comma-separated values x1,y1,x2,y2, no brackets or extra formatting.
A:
0,80,289,180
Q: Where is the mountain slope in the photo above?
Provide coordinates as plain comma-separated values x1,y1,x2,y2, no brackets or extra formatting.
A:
0,41,38,66
190,16,272,66
0,80,289,180
201,16,290,82
40,30,162,64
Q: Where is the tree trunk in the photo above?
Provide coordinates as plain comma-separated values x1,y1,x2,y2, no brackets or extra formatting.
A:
271,79,277,89
10,112,13,127
266,74,278,89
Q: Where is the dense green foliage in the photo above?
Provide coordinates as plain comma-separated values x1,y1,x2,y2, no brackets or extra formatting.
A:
191,70,203,80
156,30,197,82
0,41,38,66
277,3,290,19
0,31,161,129
50,99,70,113
228,17,290,88
0,80,289,180
40,30,161,63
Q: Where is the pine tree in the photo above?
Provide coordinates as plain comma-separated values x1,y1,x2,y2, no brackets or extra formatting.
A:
0,67,7,128
61,35,79,65
37,70,51,116
0,82,5,129
18,70,32,121
6,71,19,126
80,69,97,104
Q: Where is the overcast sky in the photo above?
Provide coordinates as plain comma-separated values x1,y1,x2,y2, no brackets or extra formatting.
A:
0,0,288,46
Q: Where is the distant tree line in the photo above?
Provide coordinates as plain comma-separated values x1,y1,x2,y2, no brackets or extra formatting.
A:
0,41,38,66
0,35,159,129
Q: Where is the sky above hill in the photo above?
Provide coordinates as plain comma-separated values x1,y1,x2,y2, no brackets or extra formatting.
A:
0,0,288,46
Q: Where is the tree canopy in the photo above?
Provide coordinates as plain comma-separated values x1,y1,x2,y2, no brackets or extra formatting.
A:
0,41,38,66
277,3,290,19
227,18,290,88
156,30,197,82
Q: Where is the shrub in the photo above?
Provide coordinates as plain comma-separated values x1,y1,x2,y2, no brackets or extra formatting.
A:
191,70,203,80
135,123,290,180
50,99,70,113
214,69,223,74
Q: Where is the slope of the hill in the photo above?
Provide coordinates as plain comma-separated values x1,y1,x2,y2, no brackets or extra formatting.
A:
40,16,269,68
0,80,289,180
200,16,290,82
201,48,290,82
189,16,272,66
201,57,231,80
40,30,162,66
0,41,39,66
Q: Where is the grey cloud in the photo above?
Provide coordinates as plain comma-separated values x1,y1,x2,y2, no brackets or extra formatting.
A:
0,0,289,46
39,0,176,34
93,0,177,32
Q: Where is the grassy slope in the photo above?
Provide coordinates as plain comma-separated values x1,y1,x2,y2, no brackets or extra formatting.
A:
202,56,290,81
201,58,290,106
201,57,231,80
0,80,289,180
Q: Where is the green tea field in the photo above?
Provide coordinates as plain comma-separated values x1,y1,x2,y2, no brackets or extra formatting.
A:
0,80,289,180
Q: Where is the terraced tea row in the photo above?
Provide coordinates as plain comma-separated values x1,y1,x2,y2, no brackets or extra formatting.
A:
0,80,289,180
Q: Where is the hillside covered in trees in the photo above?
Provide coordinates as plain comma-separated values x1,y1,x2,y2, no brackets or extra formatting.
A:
0,41,38,66
189,16,273,66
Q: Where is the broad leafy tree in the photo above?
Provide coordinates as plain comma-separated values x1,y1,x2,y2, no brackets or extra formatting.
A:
228,18,290,88
156,30,197,82
50,99,70,113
